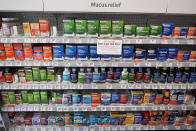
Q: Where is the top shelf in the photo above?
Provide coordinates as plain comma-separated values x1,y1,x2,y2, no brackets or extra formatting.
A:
1,37,196,44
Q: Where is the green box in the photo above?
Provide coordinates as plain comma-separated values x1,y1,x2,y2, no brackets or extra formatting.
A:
51,91,57,104
8,91,16,104
63,19,75,36
47,67,55,82
40,68,47,82
87,20,99,36
33,91,40,104
136,27,150,37
75,19,87,35
112,20,124,36
99,20,111,36
32,67,41,82
1,91,9,104
25,67,33,82
40,91,48,104
124,25,136,37
15,91,22,104
28,91,34,104
21,91,28,103
149,25,162,37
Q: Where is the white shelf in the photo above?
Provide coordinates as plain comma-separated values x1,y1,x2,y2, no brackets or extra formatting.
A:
1,60,196,67
9,125,196,131
0,83,194,90
0,37,196,44
2,104,196,112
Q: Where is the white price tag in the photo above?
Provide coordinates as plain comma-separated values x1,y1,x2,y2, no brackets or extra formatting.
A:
78,84,84,89
163,126,168,130
111,106,116,111
120,126,125,130
112,126,118,130
15,127,21,131
128,126,133,130
156,62,163,67
32,38,38,43
34,105,40,111
89,62,94,66
107,84,112,89
136,126,141,130
143,126,148,130
120,107,125,111
182,106,187,110
7,61,13,66
175,126,180,130
97,38,122,55
77,62,83,66
56,127,62,131
102,107,107,111
167,62,173,67
83,107,88,111
65,127,70,131
136,84,141,89
11,38,18,43
160,106,165,110
105,126,111,131
0,61,4,66
112,62,118,67
123,38,131,44
75,37,82,43
190,62,195,67
132,106,137,111
48,105,53,111
121,84,127,89
48,127,54,131
150,39,157,44
75,107,79,111
161,39,168,44
177,62,183,67
91,107,97,111
153,106,158,110
50,38,57,43
83,126,89,131
1,38,8,43
134,62,140,67
136,39,142,44
173,39,180,44
99,126,104,131
64,61,71,66
101,62,107,67
145,62,152,67
168,106,173,110
40,38,48,43
57,106,62,111
74,127,79,131
187,126,192,130
187,39,194,44
9,127,15,131
31,127,37,131
150,126,155,130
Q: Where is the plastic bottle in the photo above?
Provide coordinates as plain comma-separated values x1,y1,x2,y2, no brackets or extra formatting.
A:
70,68,78,83
121,68,128,83
100,67,106,83
189,68,196,83
4,67,13,83
78,68,86,83
93,68,100,83
128,67,135,83
181,67,190,83
135,67,143,83
174,67,182,83
159,67,167,83
167,67,174,83
86,68,93,84
113,67,121,83
62,68,70,83
143,68,151,83
106,67,114,82
152,67,160,83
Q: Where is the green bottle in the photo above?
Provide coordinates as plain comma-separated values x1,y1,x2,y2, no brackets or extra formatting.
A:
121,68,128,82
78,68,86,83
128,67,135,83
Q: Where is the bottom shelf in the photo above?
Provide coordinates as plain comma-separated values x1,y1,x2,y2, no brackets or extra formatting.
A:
9,125,195,131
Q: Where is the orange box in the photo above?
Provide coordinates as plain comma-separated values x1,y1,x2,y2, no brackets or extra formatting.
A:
39,19,50,36
187,27,196,37
176,51,184,61
30,23,40,36
43,45,52,62
23,43,33,60
91,93,101,105
0,43,6,60
13,43,25,60
23,22,31,36
34,46,43,60
4,43,14,60
172,27,181,37
189,50,196,60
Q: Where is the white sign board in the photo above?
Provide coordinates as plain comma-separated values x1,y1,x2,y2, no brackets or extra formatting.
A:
97,38,122,55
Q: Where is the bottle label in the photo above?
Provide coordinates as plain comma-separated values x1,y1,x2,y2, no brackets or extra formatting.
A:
121,72,128,80
143,72,151,82
135,72,143,82
63,74,70,81
93,73,100,82
71,74,77,82
160,73,167,83
78,73,86,83
86,73,93,83
128,73,135,82
107,72,114,80
114,72,121,80
100,72,106,81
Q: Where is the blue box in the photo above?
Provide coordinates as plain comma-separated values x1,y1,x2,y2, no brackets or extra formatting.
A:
101,92,111,105
134,48,146,60
72,91,82,104
168,48,178,60
89,45,99,60
157,48,168,61
122,45,134,60
77,45,88,60
161,23,174,37
111,92,120,104
147,49,157,60
100,55,111,60
89,115,98,125
65,44,77,60
180,27,188,37
52,45,64,60
83,94,91,104
183,51,190,61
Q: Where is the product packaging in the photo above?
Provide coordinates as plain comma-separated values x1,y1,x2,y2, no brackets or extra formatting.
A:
87,20,99,37
134,48,146,60
43,45,52,62
77,45,88,60
62,91,72,105
161,23,174,38
15,91,22,104
33,46,43,60
23,22,31,37
180,27,188,38
146,49,157,60
131,90,144,104
172,27,181,38
83,94,91,105
154,90,164,104
101,92,111,105
112,20,124,37
1,91,9,104
8,91,16,104
32,67,41,82
23,43,33,60
39,19,50,37
40,91,48,104
30,23,40,36
183,51,190,61
89,45,99,60
52,45,64,60
92,68,100,83
4,67,13,83
134,113,143,124
13,43,25,60
0,43,6,60
18,68,26,83
168,48,178,61
72,91,82,104
176,50,184,61
47,67,55,82
63,19,75,36
40,68,47,82
124,25,136,38
65,44,77,60
33,91,41,104
149,25,162,38
136,27,149,38
56,114,65,126
78,68,86,83
62,68,70,82
157,48,168,61
120,93,128,104
99,20,111,37
189,50,196,61
91,93,101,105
113,68,121,83
122,45,134,60
187,27,196,38
25,67,33,82
111,92,120,104
75,19,87,36
86,68,93,84
4,43,14,60
21,91,28,103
